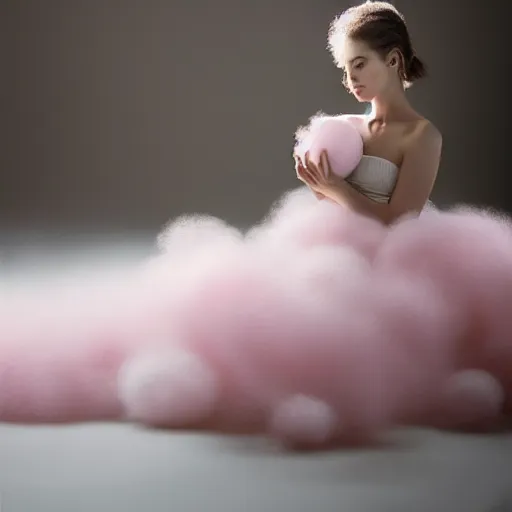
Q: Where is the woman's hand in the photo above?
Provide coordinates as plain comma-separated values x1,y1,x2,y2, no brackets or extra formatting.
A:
294,154,325,200
295,150,346,202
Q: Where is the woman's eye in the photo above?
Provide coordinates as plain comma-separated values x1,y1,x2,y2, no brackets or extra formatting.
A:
355,62,364,69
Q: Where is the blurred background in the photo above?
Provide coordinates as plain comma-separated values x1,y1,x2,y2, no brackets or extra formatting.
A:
1,1,512,511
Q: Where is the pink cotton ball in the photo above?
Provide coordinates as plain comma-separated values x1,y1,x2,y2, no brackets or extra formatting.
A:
118,347,219,428
247,187,387,261
378,207,512,334
374,207,512,412
294,113,363,178
156,214,243,255
275,202,387,260
439,370,505,430
269,395,338,448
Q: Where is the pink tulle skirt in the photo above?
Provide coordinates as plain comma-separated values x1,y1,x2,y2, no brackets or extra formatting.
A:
1,187,511,448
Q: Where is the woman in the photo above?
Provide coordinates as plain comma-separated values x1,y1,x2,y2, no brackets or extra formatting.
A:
296,1,442,225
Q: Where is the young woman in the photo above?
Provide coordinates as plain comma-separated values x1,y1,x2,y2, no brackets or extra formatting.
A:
296,1,442,225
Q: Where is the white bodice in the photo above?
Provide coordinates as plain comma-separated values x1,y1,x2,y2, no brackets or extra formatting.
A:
346,155,399,204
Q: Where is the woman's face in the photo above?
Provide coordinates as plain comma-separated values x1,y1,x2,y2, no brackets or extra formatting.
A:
343,38,394,102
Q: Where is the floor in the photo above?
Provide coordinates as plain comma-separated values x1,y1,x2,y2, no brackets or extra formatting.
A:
0,230,511,512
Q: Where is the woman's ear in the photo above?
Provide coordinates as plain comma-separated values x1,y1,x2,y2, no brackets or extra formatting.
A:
387,49,400,68
387,49,406,80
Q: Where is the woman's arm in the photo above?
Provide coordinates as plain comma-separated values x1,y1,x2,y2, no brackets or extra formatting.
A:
299,121,442,225
385,121,443,221
331,122,442,223
322,178,390,220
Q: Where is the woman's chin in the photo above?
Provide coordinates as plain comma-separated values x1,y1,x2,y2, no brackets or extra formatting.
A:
354,91,372,103
351,91,365,102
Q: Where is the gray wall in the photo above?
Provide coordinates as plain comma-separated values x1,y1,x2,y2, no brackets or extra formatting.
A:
2,0,509,232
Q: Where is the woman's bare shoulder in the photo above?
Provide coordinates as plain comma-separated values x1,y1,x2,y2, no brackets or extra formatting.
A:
410,117,443,151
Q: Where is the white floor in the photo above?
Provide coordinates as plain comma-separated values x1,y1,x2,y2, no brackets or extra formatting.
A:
0,231,511,512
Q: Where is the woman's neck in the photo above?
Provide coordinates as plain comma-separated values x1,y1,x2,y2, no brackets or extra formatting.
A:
369,90,417,123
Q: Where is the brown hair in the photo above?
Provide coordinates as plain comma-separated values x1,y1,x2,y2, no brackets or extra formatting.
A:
327,1,426,89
